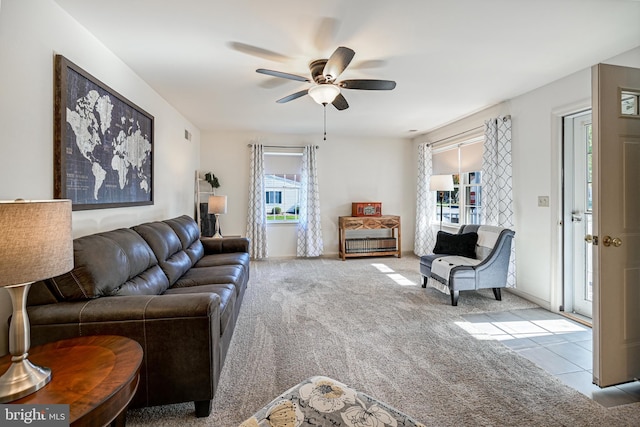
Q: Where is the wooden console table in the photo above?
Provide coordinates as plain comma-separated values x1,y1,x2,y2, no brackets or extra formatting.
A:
0,335,143,427
338,215,401,260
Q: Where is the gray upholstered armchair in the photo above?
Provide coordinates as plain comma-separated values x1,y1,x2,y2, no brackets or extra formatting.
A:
420,224,515,306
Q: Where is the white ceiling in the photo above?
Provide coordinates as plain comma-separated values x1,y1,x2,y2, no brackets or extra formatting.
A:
53,0,640,138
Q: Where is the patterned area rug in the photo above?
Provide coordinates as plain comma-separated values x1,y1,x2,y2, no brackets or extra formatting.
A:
127,255,640,426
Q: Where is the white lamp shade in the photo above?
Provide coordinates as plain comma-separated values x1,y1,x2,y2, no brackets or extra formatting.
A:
308,84,340,105
429,174,454,191
0,199,74,287
208,195,227,214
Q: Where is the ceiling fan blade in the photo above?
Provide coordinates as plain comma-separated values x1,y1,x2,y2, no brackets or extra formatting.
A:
276,90,309,104
332,93,349,111
313,17,340,52
340,79,396,90
256,69,310,82
323,46,355,81
351,59,387,70
259,77,291,89
229,42,290,62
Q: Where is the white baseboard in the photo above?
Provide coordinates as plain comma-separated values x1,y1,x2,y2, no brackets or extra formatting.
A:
505,287,553,312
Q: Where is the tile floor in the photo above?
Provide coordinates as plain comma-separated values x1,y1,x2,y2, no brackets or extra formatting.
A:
459,307,640,407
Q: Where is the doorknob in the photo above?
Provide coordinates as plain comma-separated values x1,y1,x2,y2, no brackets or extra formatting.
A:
602,236,622,247
571,211,582,222
584,234,598,245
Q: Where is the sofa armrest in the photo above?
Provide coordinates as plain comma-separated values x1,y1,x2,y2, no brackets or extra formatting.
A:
27,293,221,408
28,293,220,326
201,236,249,254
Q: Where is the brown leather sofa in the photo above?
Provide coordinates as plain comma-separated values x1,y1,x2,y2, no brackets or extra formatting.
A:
25,215,249,417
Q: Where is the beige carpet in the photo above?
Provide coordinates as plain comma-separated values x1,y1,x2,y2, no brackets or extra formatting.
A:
127,255,640,426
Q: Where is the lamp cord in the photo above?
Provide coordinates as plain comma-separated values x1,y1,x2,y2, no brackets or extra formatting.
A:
439,191,444,230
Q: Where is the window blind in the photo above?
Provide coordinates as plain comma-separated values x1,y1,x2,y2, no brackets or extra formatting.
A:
432,140,483,174
264,151,302,175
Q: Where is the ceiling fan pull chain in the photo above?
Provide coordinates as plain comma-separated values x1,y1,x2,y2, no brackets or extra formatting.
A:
323,104,327,141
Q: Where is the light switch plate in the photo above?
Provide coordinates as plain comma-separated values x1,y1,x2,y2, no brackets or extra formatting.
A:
538,196,549,207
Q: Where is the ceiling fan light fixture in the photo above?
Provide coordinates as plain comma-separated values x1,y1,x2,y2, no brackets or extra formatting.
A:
308,84,340,105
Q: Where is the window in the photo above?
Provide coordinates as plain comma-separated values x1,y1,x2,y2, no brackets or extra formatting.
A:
437,172,482,225
265,191,282,204
621,90,640,116
264,150,303,223
265,174,301,222
432,137,483,225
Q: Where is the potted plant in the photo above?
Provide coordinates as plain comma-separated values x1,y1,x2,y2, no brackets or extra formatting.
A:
204,172,220,194
200,172,222,237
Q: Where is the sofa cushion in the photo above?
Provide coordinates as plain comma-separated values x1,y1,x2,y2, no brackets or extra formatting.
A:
194,252,250,270
47,228,170,300
172,265,245,296
27,280,61,305
419,253,445,270
430,255,482,285
164,215,204,265
433,231,478,258
134,221,193,285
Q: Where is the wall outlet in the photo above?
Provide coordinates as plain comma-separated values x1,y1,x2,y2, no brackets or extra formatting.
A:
538,196,549,207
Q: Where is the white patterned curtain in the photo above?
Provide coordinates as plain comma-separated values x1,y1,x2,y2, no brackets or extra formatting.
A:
246,143,268,259
482,116,516,287
297,145,324,257
414,143,437,255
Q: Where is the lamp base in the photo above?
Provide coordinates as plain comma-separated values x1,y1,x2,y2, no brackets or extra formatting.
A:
212,213,223,239
0,358,51,403
0,281,52,403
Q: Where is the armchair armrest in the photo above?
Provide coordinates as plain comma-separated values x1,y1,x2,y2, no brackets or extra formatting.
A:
201,236,249,254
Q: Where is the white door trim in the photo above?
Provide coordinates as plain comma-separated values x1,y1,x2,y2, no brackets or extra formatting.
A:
550,98,591,314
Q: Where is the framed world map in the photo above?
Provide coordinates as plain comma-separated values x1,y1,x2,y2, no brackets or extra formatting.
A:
54,55,154,210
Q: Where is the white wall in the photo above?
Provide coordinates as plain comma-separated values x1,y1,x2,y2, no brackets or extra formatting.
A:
0,0,201,355
416,46,640,311
200,131,415,258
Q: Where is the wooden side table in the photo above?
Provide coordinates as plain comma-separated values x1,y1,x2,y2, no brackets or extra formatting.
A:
338,215,402,260
0,335,143,427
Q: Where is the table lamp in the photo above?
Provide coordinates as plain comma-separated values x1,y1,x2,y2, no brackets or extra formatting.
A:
208,195,227,239
0,199,73,402
429,175,454,230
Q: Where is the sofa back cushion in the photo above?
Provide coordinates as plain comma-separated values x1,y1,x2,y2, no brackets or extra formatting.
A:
133,221,193,285
43,228,170,301
164,215,204,265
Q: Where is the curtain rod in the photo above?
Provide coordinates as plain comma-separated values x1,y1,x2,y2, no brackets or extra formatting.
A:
246,144,319,149
426,115,511,146
427,125,483,146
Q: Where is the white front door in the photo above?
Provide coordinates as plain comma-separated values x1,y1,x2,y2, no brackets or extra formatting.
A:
564,111,593,319
592,63,640,387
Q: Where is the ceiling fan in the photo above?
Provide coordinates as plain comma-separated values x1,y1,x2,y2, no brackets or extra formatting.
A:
256,46,396,111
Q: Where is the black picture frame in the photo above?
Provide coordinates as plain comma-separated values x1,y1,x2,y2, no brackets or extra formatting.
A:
54,55,154,210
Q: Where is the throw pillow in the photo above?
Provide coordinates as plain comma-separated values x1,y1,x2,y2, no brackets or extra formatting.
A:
433,231,478,258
